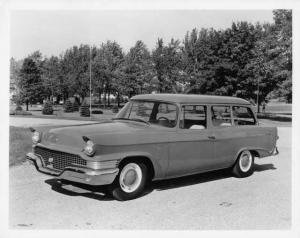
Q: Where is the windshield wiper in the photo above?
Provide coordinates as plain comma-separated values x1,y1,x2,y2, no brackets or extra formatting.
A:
130,118,150,125
113,117,150,125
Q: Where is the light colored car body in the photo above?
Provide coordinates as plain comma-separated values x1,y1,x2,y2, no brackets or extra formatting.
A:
27,94,278,187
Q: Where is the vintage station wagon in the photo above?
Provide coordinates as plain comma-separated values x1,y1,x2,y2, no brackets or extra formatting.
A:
27,94,278,200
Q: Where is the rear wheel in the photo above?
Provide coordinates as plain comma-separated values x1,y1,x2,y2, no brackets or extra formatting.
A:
110,162,148,201
232,150,254,177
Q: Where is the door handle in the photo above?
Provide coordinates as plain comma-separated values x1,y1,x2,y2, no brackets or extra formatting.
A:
208,136,216,140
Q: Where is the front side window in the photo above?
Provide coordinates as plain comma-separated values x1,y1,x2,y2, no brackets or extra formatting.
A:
211,106,232,127
232,106,256,125
180,105,207,129
115,100,177,128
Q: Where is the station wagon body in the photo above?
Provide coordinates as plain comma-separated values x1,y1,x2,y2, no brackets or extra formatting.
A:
27,94,279,200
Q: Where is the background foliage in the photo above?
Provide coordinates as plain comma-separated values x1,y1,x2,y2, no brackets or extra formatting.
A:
10,10,292,111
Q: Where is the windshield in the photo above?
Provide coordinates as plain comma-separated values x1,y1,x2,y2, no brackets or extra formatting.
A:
115,100,178,128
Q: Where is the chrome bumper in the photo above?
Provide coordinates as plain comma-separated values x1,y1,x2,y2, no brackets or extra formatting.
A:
272,146,279,156
26,152,119,186
269,146,279,156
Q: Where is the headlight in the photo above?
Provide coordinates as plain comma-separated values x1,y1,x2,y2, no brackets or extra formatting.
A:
32,131,41,144
83,140,96,156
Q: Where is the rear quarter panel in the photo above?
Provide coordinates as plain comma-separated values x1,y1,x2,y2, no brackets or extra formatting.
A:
214,125,278,167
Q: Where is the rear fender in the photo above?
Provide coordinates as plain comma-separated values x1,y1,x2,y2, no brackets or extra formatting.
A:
233,147,272,165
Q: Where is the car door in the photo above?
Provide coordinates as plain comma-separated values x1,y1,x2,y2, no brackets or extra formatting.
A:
167,105,215,177
210,105,237,169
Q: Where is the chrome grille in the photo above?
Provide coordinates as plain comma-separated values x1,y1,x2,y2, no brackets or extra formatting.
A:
34,146,86,171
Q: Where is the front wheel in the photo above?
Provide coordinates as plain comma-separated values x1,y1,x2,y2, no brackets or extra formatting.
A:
232,150,254,178
110,162,148,201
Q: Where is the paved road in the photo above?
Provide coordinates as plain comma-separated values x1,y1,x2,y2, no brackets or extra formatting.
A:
9,127,291,229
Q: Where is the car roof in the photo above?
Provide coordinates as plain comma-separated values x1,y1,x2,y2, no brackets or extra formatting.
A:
131,93,251,105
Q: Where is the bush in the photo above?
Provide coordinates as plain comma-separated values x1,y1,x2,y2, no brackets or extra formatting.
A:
42,101,54,115
64,99,73,112
15,104,23,111
80,102,90,117
111,105,119,113
72,100,80,112
91,104,101,109
92,110,103,114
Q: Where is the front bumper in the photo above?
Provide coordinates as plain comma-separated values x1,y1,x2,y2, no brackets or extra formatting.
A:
26,152,119,186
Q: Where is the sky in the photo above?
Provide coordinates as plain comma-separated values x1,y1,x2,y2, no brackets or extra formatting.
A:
10,10,274,60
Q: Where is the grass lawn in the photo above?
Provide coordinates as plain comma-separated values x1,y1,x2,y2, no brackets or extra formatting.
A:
265,103,292,114
9,126,32,167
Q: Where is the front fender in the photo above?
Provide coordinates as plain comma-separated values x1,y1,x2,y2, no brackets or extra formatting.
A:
93,151,164,180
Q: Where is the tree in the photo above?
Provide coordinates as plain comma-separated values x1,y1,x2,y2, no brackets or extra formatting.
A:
182,28,222,94
122,41,153,97
10,57,23,103
245,10,292,109
272,9,292,102
11,9,292,106
225,22,261,100
42,56,61,102
152,38,183,93
92,41,124,106
245,24,279,111
18,57,44,110
152,38,166,92
62,45,96,102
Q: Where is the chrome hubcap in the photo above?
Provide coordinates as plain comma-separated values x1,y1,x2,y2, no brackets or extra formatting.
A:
239,151,252,172
119,163,142,193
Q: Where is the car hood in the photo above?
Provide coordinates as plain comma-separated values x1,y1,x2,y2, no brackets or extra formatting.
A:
41,120,171,147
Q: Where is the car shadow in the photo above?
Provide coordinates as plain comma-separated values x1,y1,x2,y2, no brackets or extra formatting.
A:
44,179,113,201
147,163,277,192
253,163,277,172
150,169,232,192
44,163,276,201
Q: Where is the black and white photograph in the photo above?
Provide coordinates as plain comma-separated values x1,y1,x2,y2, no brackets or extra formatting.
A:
0,0,299,236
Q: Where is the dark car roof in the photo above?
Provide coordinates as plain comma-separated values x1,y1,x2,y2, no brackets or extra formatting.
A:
131,94,251,105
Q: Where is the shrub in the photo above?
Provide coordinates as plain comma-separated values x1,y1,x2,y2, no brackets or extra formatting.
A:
72,100,80,112
15,104,23,111
64,99,73,112
92,110,103,114
111,105,119,113
42,101,54,115
80,102,90,117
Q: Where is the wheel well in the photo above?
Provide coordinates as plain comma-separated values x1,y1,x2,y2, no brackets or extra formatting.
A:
119,156,155,180
234,149,259,165
249,150,260,158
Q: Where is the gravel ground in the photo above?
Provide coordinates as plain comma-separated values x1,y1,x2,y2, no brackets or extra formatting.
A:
9,127,291,229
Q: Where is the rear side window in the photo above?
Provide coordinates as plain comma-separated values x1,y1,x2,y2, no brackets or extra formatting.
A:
181,105,206,129
211,106,232,127
232,106,256,125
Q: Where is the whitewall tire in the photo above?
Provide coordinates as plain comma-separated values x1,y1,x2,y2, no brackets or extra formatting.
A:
232,150,254,177
110,162,147,201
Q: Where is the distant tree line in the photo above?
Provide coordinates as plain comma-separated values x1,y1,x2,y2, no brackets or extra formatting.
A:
10,10,292,111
